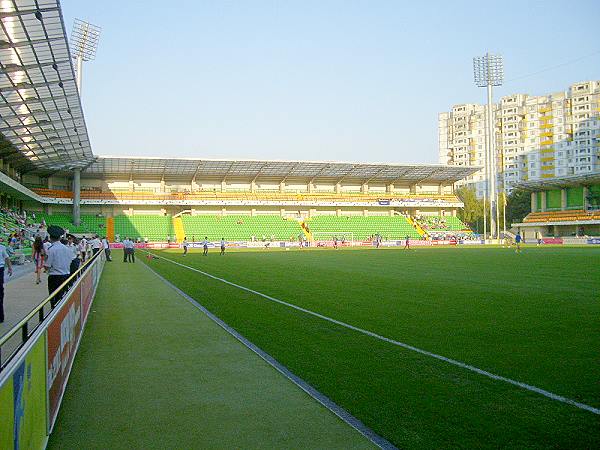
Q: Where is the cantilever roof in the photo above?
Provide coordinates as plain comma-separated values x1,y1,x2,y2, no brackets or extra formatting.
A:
0,0,93,173
83,156,480,184
516,173,600,191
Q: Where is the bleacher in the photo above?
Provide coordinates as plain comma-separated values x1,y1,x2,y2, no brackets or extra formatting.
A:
523,210,600,223
0,210,33,260
306,215,421,240
418,216,470,231
181,215,302,241
36,213,102,235
113,215,174,241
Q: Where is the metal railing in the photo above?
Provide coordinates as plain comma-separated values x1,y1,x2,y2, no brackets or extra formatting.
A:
0,248,104,371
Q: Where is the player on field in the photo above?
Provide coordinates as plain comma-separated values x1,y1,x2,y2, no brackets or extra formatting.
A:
203,237,208,256
220,238,226,256
515,231,523,253
333,236,338,249
404,235,410,250
182,237,188,256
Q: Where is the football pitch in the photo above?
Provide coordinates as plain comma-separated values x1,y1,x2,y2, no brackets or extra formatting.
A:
144,246,600,448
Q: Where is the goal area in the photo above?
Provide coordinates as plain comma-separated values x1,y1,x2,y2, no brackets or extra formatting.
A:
312,232,354,247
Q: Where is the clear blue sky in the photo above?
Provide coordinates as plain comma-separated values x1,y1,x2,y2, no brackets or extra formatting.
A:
61,0,600,164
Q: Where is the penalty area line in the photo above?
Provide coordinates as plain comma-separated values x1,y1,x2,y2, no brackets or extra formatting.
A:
149,252,600,417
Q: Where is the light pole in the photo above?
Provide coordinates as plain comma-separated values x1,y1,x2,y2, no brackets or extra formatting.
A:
473,53,503,241
71,19,101,94
70,19,100,226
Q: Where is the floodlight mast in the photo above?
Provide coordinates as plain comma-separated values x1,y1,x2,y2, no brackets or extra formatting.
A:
71,19,101,94
473,53,503,241
70,19,100,227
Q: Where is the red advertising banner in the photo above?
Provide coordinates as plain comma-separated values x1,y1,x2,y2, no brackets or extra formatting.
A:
80,270,94,322
46,284,82,427
542,237,563,244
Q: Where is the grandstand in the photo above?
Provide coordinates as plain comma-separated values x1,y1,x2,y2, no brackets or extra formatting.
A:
113,215,174,242
307,215,421,240
512,174,600,238
182,214,302,241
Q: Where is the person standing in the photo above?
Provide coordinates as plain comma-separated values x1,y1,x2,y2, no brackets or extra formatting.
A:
203,237,208,256
91,234,102,255
79,236,87,263
220,238,226,256
33,236,44,284
404,235,410,250
182,237,188,256
515,232,523,253
67,234,80,275
122,237,129,262
124,237,135,263
102,236,112,261
44,226,72,307
0,240,13,323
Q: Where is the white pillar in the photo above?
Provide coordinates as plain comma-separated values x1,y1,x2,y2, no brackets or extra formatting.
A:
72,169,81,226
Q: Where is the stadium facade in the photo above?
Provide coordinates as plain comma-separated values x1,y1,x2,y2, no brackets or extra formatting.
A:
511,173,600,238
439,80,600,197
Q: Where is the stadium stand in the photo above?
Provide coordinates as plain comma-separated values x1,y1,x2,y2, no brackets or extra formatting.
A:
30,188,462,204
417,215,470,231
181,215,302,241
113,215,175,241
306,215,422,240
36,213,102,235
523,210,600,223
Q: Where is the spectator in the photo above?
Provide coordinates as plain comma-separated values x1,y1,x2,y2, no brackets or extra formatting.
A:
33,236,44,285
44,226,72,307
0,239,13,323
102,236,112,261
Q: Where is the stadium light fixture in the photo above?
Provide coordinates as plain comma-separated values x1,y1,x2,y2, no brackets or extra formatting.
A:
71,19,101,94
473,53,503,241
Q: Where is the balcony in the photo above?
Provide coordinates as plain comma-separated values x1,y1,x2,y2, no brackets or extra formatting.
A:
540,139,554,146
540,131,553,138
539,105,552,113
540,123,553,129
540,157,554,162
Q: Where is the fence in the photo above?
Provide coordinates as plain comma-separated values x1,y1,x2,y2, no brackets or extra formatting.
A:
0,248,106,449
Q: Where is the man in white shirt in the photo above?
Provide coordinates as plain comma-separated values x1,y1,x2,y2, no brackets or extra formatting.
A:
123,237,135,263
44,226,72,307
79,236,88,263
182,237,188,256
90,235,102,255
0,242,13,323
67,234,80,274
102,236,112,261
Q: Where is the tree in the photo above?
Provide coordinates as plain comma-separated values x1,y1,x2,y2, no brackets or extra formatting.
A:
456,186,485,233
505,189,531,226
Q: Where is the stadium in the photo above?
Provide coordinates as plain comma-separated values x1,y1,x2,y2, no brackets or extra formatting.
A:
0,1,598,449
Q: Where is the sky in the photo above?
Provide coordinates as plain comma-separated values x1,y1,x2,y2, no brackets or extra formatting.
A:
61,0,600,164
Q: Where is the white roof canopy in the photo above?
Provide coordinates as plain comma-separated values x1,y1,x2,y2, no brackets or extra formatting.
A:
0,0,93,174
83,156,480,184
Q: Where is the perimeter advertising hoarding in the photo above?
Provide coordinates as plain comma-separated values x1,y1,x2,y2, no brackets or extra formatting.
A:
0,336,47,450
47,284,82,428
80,270,94,322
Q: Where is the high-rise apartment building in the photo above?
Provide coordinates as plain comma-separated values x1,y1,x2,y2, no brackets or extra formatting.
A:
439,80,600,197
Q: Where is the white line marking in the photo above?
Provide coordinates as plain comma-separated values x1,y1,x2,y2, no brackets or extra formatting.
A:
143,262,397,450
150,253,600,416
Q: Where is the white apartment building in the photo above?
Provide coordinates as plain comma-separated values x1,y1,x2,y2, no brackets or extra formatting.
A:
439,80,600,196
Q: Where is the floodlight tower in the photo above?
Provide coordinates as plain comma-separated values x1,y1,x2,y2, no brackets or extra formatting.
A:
71,19,101,94
473,53,503,240
70,19,100,227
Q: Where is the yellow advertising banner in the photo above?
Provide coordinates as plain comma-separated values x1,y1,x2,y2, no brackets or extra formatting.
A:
0,334,48,450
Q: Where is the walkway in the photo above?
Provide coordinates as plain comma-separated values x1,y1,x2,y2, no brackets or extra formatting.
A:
48,255,373,449
0,261,47,337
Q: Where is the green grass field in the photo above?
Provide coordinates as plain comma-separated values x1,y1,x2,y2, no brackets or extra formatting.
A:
145,246,600,449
